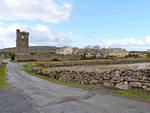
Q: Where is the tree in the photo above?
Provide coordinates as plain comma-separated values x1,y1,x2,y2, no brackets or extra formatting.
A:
91,45,101,58
147,49,150,52
82,45,91,59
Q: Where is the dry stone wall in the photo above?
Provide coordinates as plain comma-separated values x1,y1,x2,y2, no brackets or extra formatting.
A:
14,54,81,61
44,59,149,68
28,65,150,91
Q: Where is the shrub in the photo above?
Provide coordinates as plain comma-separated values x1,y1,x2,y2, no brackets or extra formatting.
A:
11,53,15,60
146,52,150,60
50,52,56,54
128,54,139,58
0,52,2,55
51,58,59,61
81,55,85,60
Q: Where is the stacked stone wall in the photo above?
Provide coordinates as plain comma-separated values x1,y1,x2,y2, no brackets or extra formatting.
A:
44,59,149,68
14,54,81,61
28,65,150,91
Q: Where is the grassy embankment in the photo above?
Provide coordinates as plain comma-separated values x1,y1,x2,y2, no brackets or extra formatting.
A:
0,63,9,89
112,89,150,100
23,63,100,89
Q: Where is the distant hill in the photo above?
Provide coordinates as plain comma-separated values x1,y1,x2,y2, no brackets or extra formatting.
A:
0,46,61,52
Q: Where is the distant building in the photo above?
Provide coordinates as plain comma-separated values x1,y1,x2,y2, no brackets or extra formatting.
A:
100,47,128,57
56,46,74,55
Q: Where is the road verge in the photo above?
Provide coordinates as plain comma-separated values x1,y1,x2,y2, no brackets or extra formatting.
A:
112,88,150,100
0,63,9,89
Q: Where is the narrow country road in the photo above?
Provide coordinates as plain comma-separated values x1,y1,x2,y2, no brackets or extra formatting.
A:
0,59,150,113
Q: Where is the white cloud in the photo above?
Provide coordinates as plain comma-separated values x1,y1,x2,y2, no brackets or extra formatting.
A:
0,0,72,23
102,37,145,47
74,35,94,38
146,35,150,43
67,32,75,35
0,22,72,49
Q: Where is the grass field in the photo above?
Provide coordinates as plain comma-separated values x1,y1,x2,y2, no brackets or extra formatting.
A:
0,63,9,89
112,88,150,100
23,63,100,89
4,56,11,59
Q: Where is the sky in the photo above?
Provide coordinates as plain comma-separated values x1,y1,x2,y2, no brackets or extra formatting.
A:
0,0,150,51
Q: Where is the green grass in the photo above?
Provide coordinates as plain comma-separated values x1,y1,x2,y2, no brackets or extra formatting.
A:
112,88,150,100
4,56,11,59
23,63,100,89
0,63,9,89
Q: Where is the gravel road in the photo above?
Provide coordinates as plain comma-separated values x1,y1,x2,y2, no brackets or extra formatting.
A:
0,59,150,113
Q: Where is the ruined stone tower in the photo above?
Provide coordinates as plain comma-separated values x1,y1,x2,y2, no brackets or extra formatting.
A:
16,29,29,54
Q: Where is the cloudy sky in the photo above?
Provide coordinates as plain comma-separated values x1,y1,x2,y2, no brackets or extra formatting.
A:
0,0,150,51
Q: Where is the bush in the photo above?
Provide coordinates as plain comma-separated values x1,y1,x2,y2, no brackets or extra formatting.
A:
146,52,150,59
50,52,56,54
51,58,59,61
81,55,85,60
11,53,15,60
128,54,139,58
0,52,2,55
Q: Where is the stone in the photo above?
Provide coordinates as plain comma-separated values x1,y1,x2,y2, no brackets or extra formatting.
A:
48,71,56,78
143,75,147,80
127,77,139,82
130,82,141,88
128,71,132,76
146,87,150,91
139,80,150,83
91,80,98,84
103,82,112,87
115,81,129,90
142,85,147,90
104,76,111,80
110,79,118,84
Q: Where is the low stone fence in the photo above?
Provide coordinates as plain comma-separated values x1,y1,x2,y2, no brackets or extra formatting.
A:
14,54,81,62
44,59,149,68
0,54,4,68
28,65,150,91
0,50,12,57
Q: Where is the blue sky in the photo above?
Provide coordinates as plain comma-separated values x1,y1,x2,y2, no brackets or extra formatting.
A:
0,0,150,51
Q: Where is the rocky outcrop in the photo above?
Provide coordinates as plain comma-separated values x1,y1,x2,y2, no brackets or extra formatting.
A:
28,65,150,91
44,59,149,68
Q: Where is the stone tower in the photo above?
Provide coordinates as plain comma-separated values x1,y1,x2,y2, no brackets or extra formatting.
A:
16,29,29,54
